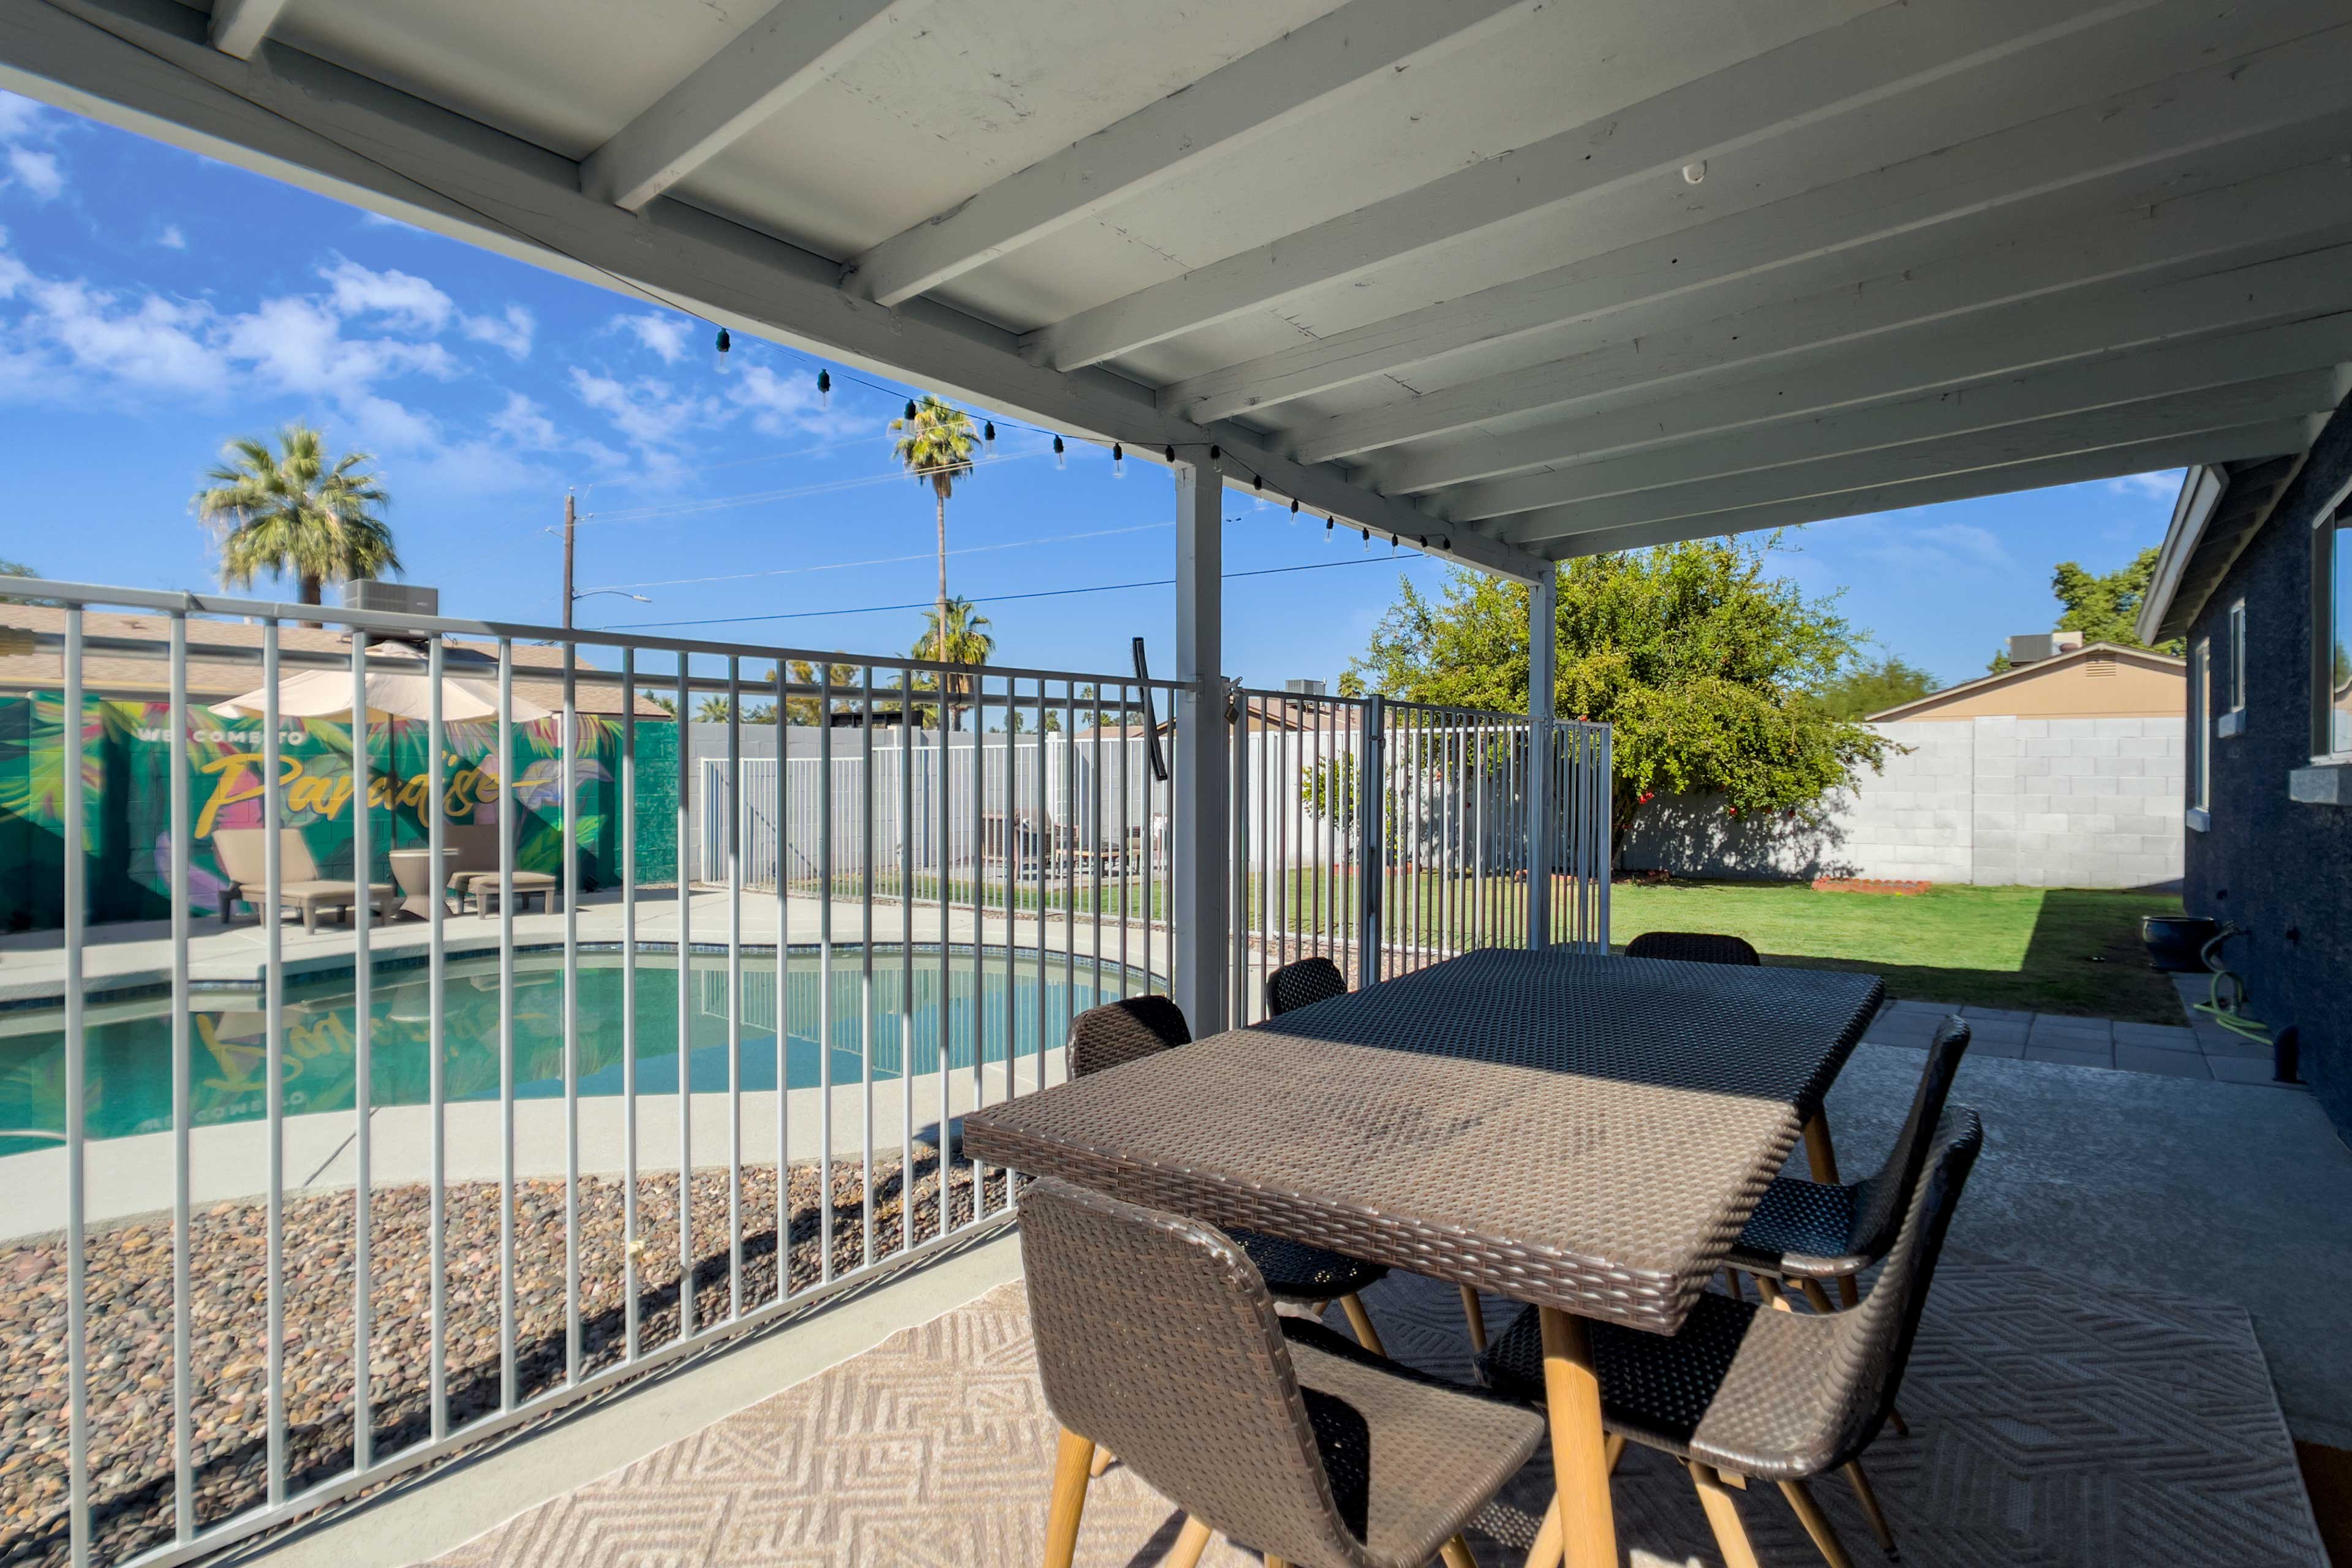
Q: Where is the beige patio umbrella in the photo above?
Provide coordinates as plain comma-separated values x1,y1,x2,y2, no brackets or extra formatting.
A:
209,638,549,724
210,638,552,850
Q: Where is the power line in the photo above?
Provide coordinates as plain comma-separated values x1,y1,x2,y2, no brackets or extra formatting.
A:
598,551,1420,631
582,522,1170,592
576,442,1053,526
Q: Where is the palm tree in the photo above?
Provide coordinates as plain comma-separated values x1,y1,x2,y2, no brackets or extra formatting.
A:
914,597,995,729
195,425,395,627
889,396,978,660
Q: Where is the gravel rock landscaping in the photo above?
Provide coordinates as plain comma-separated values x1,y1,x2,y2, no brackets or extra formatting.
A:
0,1148,1007,1568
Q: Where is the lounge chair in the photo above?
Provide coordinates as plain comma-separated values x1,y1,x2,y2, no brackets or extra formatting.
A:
210,827,396,932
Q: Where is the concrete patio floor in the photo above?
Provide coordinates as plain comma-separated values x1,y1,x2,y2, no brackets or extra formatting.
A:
222,1039,2352,1568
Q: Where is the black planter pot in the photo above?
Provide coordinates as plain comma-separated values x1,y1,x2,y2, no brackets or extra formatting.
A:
2142,914,2220,973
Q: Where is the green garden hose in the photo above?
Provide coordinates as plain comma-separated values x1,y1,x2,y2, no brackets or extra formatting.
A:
2192,923,2272,1045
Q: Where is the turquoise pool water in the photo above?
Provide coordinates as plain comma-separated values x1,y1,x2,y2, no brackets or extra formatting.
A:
0,948,1120,1156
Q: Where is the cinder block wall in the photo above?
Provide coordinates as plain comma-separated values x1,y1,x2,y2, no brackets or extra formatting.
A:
1619,717,2184,888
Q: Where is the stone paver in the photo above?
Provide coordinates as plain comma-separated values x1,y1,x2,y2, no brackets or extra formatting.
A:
1860,981,2299,1091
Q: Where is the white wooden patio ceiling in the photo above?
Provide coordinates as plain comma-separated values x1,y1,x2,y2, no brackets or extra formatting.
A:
7,0,2352,577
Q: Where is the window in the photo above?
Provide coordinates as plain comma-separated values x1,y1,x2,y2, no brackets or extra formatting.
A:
2322,511,2351,761
2188,636,2211,829
2218,600,2247,737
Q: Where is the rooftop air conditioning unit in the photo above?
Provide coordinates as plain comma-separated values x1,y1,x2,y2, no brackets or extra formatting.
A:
343,580,439,618
1284,678,1327,696
2007,628,2086,666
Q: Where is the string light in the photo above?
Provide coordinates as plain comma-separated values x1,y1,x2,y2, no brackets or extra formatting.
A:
713,326,731,373
1290,498,1300,516
1163,445,1175,464
903,398,918,421
983,420,996,443
1253,473,1263,493
815,369,831,409
1324,518,1333,538
1053,435,1066,470
1112,443,1125,478
1360,526,1370,549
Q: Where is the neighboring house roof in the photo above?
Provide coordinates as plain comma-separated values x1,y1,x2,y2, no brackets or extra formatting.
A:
0,605,669,717
1868,642,2184,722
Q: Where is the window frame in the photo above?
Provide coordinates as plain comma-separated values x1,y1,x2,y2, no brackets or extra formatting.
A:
2218,598,2247,737
2187,634,2211,830
2316,504,2351,764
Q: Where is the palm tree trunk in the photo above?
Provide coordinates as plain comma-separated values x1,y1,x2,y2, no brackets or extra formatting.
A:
935,492,949,664
299,573,323,630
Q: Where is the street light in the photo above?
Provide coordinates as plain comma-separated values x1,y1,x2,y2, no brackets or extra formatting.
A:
571,589,652,606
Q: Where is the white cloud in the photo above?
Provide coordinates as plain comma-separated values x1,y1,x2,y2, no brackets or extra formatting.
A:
5,148,61,202
221,295,456,394
21,276,225,393
568,368,712,451
461,302,533,358
2105,469,2184,500
490,390,564,449
344,392,440,453
613,313,691,364
1838,512,2015,577
0,93,42,140
728,362,866,439
156,225,187,251
320,259,454,333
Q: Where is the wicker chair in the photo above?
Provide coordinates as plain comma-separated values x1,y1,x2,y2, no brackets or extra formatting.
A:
1264,956,1348,1017
1065,999,1392,1356
1485,1110,1985,1568
1020,1177,1545,1568
1624,929,1761,967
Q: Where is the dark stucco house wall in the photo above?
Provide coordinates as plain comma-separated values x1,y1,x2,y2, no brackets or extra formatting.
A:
2180,412,2352,1141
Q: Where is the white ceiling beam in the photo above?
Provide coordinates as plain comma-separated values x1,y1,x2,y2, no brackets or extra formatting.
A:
1436,317,2352,522
846,0,1536,309
1522,418,2323,558
1490,372,2348,543
206,0,286,59
1159,19,2352,424
1291,157,2352,465
1360,240,2352,496
1022,0,2168,371
579,0,914,212
0,0,1547,587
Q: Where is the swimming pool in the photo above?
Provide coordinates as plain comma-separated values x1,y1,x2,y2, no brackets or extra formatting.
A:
0,946,1125,1156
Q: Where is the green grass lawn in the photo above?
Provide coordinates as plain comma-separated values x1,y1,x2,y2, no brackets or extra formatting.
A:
795,869,2187,1023
1607,880,2187,1022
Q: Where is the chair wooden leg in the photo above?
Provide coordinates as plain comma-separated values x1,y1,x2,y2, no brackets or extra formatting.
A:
1754,1276,1793,1311
1089,1445,1115,1479
1042,1427,1095,1568
1801,1115,1861,1308
1459,1283,1490,1354
1521,1494,1564,1568
1165,1516,1213,1568
1690,1463,1762,1568
1439,1537,1479,1568
1605,1432,1626,1474
1798,1278,1839,1314
1339,1293,1388,1357
1885,1405,1910,1439
1778,1477,1858,1568
1722,1268,1746,1300
1842,1460,1899,1557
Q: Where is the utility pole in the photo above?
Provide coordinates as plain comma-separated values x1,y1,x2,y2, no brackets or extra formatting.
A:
560,491,576,633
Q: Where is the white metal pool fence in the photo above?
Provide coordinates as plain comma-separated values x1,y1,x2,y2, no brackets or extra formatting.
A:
1,578,1607,1568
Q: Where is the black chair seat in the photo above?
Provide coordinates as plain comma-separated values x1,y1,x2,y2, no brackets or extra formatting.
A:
1722,1176,1866,1280
1232,1227,1390,1302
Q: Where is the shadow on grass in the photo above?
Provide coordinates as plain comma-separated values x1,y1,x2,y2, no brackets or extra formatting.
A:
1741,888,2188,1023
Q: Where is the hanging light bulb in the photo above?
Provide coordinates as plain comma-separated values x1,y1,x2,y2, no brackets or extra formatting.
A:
1324,517,1333,539
903,398,919,421
1163,445,1176,464
1289,497,1300,517
1112,443,1125,478
815,369,831,409
983,420,997,443
713,326,731,373
1252,473,1264,493
1360,526,1370,549
1053,435,1066,470
1417,535,1428,550
1390,535,1398,552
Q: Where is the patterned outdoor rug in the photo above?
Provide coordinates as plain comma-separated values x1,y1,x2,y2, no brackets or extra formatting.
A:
424,1253,2326,1566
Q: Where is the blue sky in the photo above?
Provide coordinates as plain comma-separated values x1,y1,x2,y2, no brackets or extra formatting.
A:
0,89,2184,692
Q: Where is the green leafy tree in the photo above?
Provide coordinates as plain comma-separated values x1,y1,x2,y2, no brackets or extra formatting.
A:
890,396,979,663
2052,546,2178,652
911,597,995,729
1814,654,1938,720
780,659,863,726
0,559,59,606
195,424,395,626
1348,537,1890,844
695,695,733,723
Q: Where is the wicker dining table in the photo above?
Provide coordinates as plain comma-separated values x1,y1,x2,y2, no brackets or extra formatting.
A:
962,945,1885,1568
